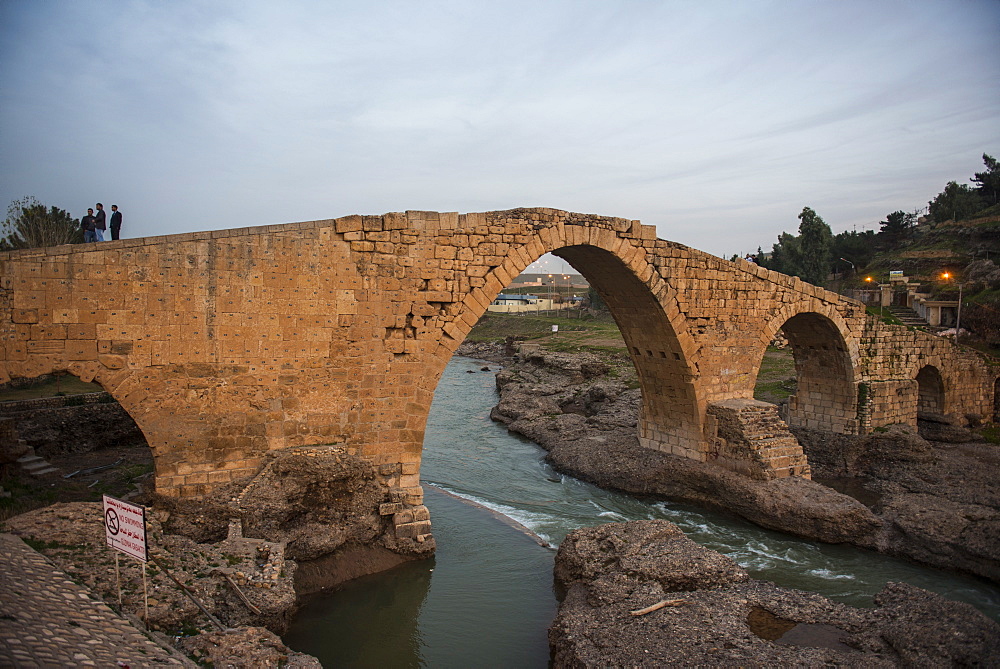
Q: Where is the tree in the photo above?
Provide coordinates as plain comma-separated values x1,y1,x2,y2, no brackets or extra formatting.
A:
760,231,803,277
877,210,915,247
928,181,983,223
831,229,877,270
586,286,607,311
796,206,833,285
971,153,1000,207
1,196,82,250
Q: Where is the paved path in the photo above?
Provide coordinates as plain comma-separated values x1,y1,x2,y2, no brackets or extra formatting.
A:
0,533,192,667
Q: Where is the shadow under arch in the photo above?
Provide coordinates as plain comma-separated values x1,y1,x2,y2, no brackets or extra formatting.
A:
552,245,702,454
19,361,172,487
438,236,703,458
766,311,857,433
916,365,945,414
1,366,155,487
994,378,1000,423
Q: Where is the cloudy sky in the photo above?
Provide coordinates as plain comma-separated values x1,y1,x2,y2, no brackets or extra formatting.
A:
1,1,997,265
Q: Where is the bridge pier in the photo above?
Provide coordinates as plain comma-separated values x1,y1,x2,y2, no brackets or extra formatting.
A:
705,399,811,480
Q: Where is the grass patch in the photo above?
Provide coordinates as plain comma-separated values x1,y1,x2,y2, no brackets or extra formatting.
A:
753,380,795,401
466,311,626,350
0,374,104,402
21,537,88,551
865,305,905,326
979,425,1000,445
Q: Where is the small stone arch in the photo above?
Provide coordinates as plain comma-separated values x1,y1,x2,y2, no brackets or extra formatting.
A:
759,308,858,434
916,365,945,415
0,362,157,490
994,377,1000,423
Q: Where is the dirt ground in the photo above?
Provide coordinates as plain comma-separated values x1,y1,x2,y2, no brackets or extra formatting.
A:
0,444,153,522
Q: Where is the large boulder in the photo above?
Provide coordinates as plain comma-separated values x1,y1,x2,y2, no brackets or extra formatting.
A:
554,520,749,599
550,520,1000,667
917,413,977,443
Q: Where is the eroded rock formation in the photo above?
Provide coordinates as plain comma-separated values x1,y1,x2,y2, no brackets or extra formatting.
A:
550,520,1000,666
3,445,435,664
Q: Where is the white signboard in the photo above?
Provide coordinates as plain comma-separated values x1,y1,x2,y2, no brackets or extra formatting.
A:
103,495,148,562
551,325,559,332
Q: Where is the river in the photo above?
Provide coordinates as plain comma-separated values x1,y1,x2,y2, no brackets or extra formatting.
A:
284,356,1000,667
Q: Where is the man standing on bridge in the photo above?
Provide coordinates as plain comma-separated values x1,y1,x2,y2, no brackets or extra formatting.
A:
81,208,97,243
109,204,122,240
93,203,106,241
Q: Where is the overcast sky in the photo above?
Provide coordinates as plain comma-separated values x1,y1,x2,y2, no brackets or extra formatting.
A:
1,1,997,268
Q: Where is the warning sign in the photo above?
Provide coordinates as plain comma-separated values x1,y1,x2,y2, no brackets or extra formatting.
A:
103,495,148,562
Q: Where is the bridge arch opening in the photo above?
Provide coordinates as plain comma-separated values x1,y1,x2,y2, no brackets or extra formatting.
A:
916,365,945,414
0,368,155,505
777,312,856,433
441,241,701,459
550,245,701,455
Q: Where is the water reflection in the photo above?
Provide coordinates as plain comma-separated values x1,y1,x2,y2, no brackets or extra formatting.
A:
283,558,433,668
284,487,555,668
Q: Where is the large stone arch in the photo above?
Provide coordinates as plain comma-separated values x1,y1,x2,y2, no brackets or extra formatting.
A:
440,229,703,458
758,304,858,433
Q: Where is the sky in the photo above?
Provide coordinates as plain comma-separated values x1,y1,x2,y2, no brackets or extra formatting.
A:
1,0,998,269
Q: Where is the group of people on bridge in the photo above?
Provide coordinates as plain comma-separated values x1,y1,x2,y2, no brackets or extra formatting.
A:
80,202,122,242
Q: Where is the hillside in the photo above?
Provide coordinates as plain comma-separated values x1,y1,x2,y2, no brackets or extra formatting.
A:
854,214,1000,288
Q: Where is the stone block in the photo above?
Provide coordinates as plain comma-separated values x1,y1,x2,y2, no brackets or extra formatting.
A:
379,502,404,515
12,309,39,324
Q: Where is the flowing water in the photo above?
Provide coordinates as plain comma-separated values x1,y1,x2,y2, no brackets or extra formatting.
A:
285,356,1000,667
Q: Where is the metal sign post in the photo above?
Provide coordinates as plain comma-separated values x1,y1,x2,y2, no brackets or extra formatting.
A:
103,495,150,622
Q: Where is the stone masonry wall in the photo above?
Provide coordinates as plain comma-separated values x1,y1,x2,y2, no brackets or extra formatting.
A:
1,208,995,500
857,320,997,429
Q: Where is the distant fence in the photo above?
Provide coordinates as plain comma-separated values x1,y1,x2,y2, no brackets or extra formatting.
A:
0,392,115,415
844,289,880,305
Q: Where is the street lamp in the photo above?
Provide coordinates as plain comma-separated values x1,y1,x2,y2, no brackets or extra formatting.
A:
864,276,884,318
547,274,552,315
561,275,569,318
941,272,963,344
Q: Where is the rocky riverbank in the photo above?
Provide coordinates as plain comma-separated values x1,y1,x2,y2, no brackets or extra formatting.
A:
551,520,1000,666
2,445,434,666
479,345,1000,582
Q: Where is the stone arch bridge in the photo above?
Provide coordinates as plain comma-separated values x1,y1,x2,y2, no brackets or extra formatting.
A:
1,209,995,509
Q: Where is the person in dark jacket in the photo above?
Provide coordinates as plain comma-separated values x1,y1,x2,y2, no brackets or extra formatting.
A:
94,203,107,241
109,205,122,240
81,208,97,243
